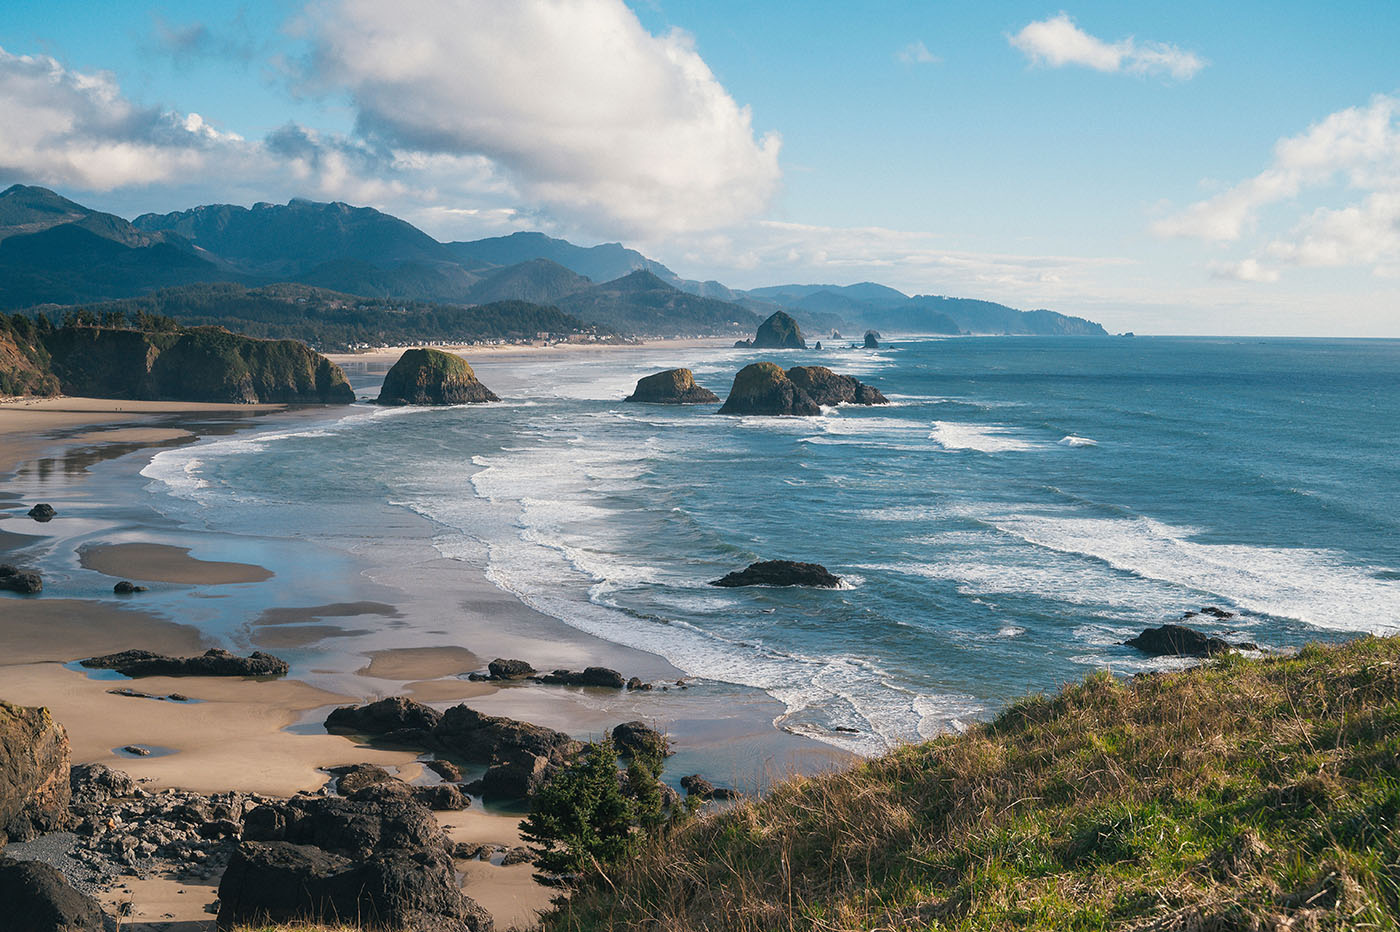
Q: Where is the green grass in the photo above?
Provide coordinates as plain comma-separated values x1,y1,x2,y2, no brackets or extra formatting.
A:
543,636,1400,931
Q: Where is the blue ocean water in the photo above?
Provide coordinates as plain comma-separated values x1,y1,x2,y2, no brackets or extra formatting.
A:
141,336,1400,755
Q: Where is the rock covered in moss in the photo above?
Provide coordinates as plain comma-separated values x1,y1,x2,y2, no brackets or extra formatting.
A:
624,368,719,404
786,366,888,406
717,362,820,416
752,311,806,349
376,348,499,406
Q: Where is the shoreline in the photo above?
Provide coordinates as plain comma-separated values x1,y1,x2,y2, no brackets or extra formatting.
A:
322,334,740,370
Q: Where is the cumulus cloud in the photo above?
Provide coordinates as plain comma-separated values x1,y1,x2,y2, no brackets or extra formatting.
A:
1208,259,1280,283
298,0,781,236
1157,94,1400,279
896,41,940,65
1009,13,1204,80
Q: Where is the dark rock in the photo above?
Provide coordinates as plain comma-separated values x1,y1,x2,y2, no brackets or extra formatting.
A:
432,705,579,763
710,560,843,589
814,341,822,350
348,782,414,805
1200,606,1236,619
328,763,394,796
413,783,469,811
732,339,752,348
80,648,288,678
452,842,487,860
487,658,536,680
717,362,820,417
1,701,71,845
625,677,651,691
325,697,443,746
0,565,43,594
1124,624,1237,658
500,846,532,866
120,746,151,757
376,348,499,406
424,759,462,782
752,311,806,349
27,503,56,522
710,787,742,800
611,721,671,759
535,667,626,689
0,857,107,931
217,840,491,931
786,365,888,406
624,368,719,404
111,581,147,594
241,795,442,860
69,763,134,805
679,774,713,797
479,751,553,801
863,330,881,349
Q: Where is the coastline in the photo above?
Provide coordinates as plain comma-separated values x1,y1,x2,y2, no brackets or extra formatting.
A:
0,387,848,929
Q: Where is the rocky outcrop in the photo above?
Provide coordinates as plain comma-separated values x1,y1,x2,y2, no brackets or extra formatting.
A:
328,763,394,796
0,857,106,931
227,794,491,930
536,667,627,689
717,362,820,417
433,706,579,763
0,702,71,845
1124,624,1247,658
487,658,536,680
863,330,881,349
27,503,56,522
0,564,42,594
611,721,671,760
376,348,498,406
786,366,888,406
624,368,719,404
112,581,147,594
752,311,806,349
43,325,354,404
680,774,740,801
324,697,443,746
710,560,843,589
80,648,288,678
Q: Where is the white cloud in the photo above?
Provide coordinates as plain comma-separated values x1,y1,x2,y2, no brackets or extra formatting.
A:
298,0,781,237
1009,13,1204,80
1156,94,1400,279
1208,259,1280,283
896,41,939,65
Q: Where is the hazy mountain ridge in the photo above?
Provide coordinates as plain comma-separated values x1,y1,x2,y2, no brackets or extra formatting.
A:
0,184,1109,339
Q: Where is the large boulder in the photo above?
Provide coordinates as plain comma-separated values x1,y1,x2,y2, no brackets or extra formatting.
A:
1124,624,1239,658
478,750,554,801
432,705,579,763
328,763,395,796
0,702,71,845
324,697,443,746
717,362,820,417
241,795,443,860
487,658,536,680
611,721,671,759
376,348,498,406
217,840,491,932
536,667,626,689
79,648,288,678
68,763,134,805
624,368,719,404
0,564,42,594
26,503,56,522
752,311,806,349
0,857,107,931
710,560,843,589
786,366,888,406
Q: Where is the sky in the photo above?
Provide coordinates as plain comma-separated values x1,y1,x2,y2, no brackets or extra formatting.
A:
2,1,1399,335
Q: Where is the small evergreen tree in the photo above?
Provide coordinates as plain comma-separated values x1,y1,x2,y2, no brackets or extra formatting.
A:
520,740,636,883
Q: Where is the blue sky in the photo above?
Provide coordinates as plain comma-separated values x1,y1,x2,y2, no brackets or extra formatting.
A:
3,1,1399,334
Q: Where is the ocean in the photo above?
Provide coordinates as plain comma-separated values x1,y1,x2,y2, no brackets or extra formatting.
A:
140,336,1400,757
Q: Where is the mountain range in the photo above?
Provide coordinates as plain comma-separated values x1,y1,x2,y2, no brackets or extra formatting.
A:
0,184,1108,339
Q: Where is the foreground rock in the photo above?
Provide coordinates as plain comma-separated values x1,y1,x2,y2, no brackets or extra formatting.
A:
79,648,288,678
0,564,43,594
324,696,442,746
751,311,806,349
1,702,71,846
223,793,490,931
0,857,106,931
536,667,627,689
786,365,888,406
710,560,843,589
486,658,535,680
376,348,499,406
864,330,881,348
717,362,820,417
611,721,671,759
624,368,719,404
1124,624,1250,658
27,503,56,522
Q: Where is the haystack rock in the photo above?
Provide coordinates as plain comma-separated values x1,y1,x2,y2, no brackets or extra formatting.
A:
786,366,888,406
376,348,499,406
717,362,820,417
864,330,881,349
624,368,719,404
751,311,806,349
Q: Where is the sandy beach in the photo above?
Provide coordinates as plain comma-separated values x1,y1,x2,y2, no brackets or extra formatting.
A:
322,334,738,371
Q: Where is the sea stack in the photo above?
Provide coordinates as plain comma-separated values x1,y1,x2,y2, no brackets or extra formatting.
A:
864,330,881,349
624,368,720,404
786,366,888,406
376,348,499,406
751,311,806,349
717,362,820,416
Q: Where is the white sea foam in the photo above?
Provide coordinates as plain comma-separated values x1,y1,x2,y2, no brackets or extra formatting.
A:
1058,435,1098,447
929,421,1042,453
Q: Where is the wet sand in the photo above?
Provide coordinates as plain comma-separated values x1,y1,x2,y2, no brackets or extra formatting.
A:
79,542,275,585
324,335,736,370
